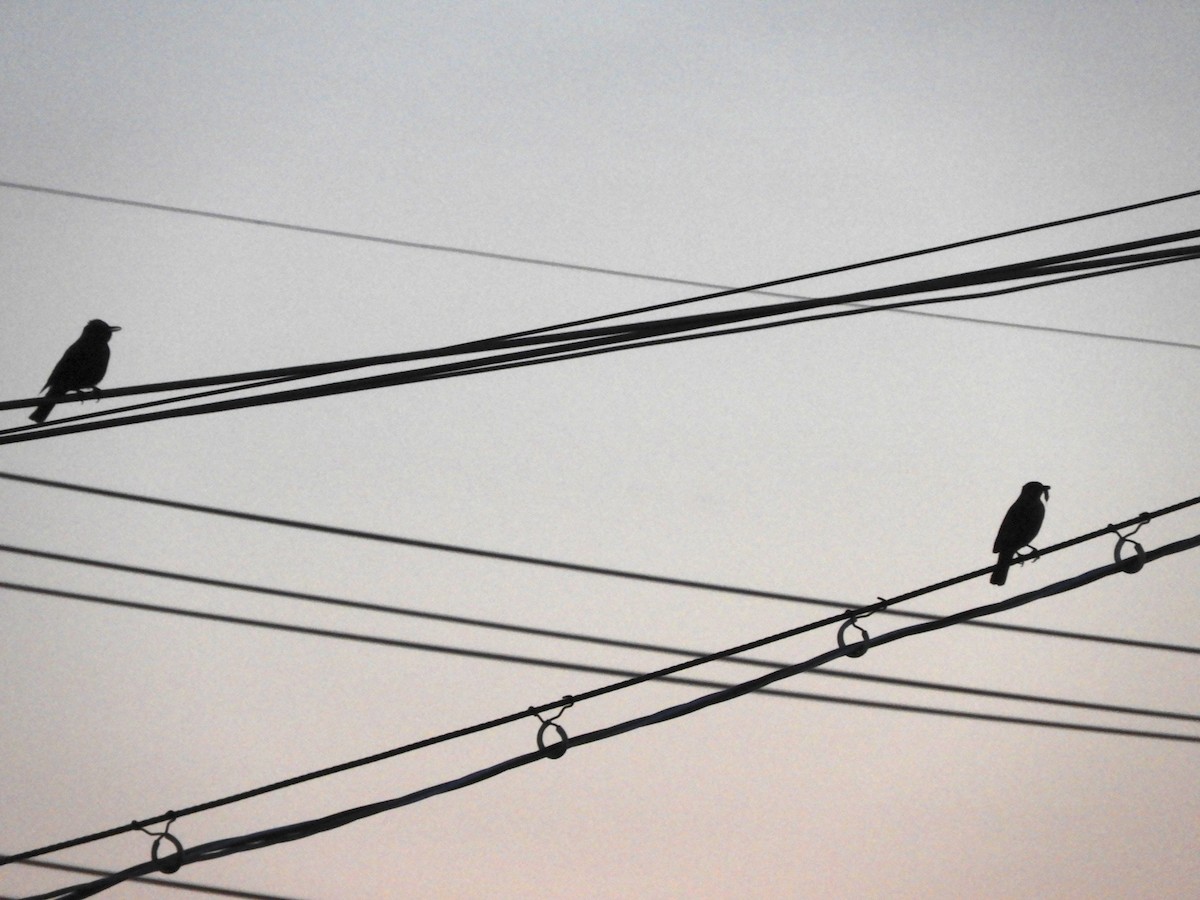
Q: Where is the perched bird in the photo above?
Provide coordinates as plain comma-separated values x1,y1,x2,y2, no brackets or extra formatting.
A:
991,481,1051,585
29,319,122,424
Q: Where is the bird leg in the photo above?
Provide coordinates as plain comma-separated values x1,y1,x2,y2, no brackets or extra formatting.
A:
1015,544,1041,567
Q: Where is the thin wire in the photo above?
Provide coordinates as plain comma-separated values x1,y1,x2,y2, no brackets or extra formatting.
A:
6,542,1200,712
30,533,1200,899
3,472,1198,648
7,858,303,899
874,306,1200,350
9,574,1198,725
0,470,841,606
4,178,1199,343
6,514,1200,868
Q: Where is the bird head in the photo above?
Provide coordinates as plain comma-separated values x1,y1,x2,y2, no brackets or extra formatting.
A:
1023,481,1050,500
84,319,121,340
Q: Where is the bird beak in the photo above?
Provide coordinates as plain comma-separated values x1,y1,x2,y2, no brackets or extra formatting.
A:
1043,486,1051,499
109,325,122,332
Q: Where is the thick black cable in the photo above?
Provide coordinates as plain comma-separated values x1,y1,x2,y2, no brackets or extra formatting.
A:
0,374,305,440
1,229,1195,431
3,472,1197,647
2,236,1197,432
6,858,301,899
6,509,1199,868
2,245,1196,443
0,578,885,866
4,178,1198,340
476,253,1200,404
30,533,1200,899
6,542,1200,713
506,236,1200,345
0,253,1191,445
19,290,1196,436
0,252,1181,447
502,199,1200,338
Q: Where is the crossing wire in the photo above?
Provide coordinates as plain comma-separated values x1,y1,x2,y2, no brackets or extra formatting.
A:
4,542,1200,721
8,577,1200,728
6,529,1200,872
3,471,1199,653
3,178,1200,345
7,857,303,899
24,531,1200,899
0,230,1197,441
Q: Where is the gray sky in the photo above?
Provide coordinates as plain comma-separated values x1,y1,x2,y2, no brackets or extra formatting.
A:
2,2,1199,897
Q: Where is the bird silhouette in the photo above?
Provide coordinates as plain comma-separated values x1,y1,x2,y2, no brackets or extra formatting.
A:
29,319,122,424
991,481,1050,585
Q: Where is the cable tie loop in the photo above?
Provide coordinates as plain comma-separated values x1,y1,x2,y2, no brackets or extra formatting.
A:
136,813,184,874
837,612,870,658
1113,533,1146,574
530,696,574,759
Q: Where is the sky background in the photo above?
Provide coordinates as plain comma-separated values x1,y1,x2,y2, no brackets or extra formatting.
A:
2,2,1199,897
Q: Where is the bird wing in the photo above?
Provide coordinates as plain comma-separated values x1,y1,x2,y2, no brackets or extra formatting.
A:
43,336,106,393
992,504,1020,553
994,498,1044,553
42,345,80,393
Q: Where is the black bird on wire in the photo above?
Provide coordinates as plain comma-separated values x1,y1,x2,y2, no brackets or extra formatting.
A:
991,481,1051,585
29,319,122,424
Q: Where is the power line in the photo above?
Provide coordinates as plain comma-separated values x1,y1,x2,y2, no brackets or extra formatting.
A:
1,237,1196,443
5,542,1200,721
0,581,897,865
5,228,1193,419
9,575,1199,727
2,225,1200,448
28,533,1200,899
3,178,1199,348
6,858,303,899
0,470,840,605
4,280,1196,446
4,472,1199,653
7,527,1200,871
875,306,1200,350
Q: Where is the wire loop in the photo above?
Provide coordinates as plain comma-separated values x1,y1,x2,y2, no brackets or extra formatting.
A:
536,721,570,759
136,814,184,874
530,697,574,759
837,614,870,658
1111,516,1150,574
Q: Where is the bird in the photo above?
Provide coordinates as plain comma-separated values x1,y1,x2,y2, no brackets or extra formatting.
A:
29,319,122,424
991,481,1050,585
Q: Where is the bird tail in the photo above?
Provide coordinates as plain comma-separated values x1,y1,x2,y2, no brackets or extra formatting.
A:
990,553,1011,586
29,401,54,424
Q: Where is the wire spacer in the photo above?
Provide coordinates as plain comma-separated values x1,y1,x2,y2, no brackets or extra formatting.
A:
837,613,870,658
136,814,184,874
1110,515,1150,574
530,696,574,759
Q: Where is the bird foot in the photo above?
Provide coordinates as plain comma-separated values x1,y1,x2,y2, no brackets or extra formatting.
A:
1016,545,1041,567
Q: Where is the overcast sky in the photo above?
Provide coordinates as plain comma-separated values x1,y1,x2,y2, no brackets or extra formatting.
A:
3,3,1200,898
